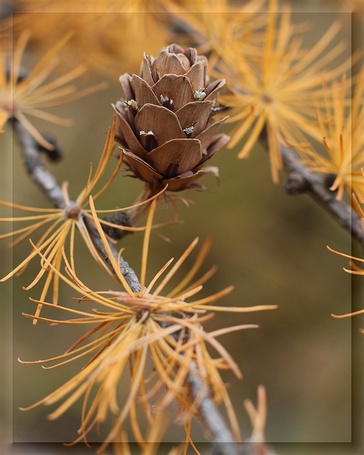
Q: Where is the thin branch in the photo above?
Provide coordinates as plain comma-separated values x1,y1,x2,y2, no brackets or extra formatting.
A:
187,362,241,455
187,363,276,455
174,9,364,248
12,119,141,291
280,143,364,249
83,215,141,293
13,119,66,209
11,119,250,453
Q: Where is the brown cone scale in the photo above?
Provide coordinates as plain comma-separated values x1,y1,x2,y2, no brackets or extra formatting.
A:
114,44,229,192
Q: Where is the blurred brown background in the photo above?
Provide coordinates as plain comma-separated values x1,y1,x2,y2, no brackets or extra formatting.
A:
0,1,363,454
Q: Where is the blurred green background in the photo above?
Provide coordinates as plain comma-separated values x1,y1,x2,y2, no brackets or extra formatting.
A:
1,1,363,454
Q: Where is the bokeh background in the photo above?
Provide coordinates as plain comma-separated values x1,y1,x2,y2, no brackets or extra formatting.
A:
1,1,363,454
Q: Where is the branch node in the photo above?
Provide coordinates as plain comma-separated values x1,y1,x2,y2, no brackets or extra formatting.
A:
37,133,63,162
102,211,133,241
284,171,308,195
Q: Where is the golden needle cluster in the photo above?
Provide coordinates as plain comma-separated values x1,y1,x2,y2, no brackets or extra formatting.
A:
20,198,276,450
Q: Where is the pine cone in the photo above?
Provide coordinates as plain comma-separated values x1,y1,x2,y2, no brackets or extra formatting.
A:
114,44,229,192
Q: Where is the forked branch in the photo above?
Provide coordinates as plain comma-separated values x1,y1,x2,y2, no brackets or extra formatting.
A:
12,119,273,455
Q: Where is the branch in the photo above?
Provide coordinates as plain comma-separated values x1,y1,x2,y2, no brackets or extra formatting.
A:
187,362,240,455
83,215,141,293
12,119,141,292
280,143,364,249
170,7,363,248
13,119,66,209
12,119,253,454
187,364,276,455
13,119,277,455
